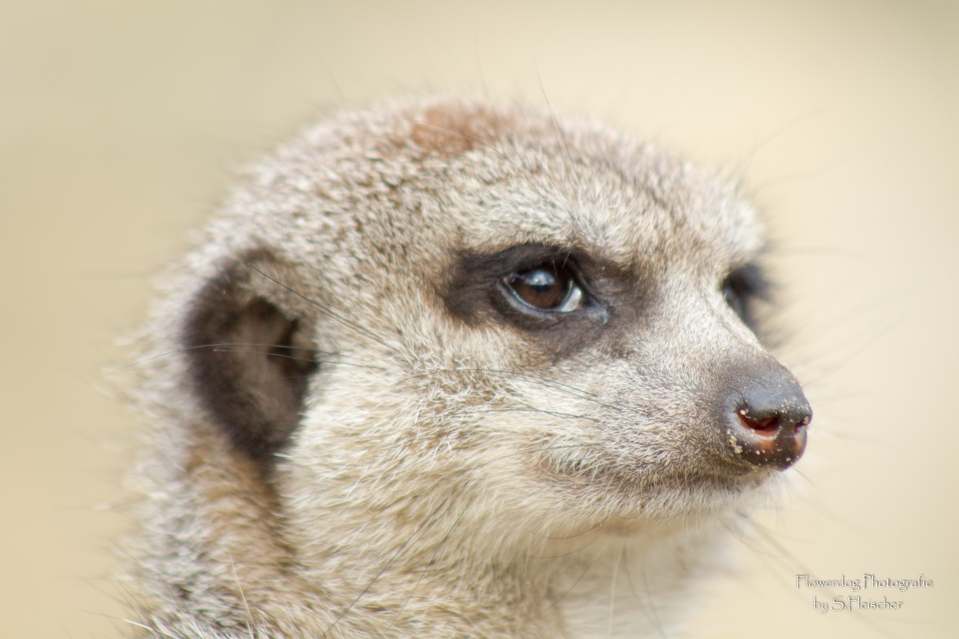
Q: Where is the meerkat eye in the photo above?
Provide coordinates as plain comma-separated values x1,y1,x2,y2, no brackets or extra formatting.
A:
722,278,747,320
506,263,584,312
721,263,769,328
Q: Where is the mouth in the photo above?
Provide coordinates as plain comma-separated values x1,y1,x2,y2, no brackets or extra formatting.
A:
533,445,775,511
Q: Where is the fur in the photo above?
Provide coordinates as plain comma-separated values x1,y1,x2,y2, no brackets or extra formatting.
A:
122,96,811,638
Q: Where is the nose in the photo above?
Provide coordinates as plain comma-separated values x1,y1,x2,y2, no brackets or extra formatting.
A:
724,364,812,470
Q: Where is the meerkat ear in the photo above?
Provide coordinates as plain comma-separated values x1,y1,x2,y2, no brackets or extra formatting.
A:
182,249,318,464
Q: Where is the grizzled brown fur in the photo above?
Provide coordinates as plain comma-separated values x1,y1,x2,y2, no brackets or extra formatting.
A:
124,96,810,638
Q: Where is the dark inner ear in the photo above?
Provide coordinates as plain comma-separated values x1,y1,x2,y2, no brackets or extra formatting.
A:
183,257,318,465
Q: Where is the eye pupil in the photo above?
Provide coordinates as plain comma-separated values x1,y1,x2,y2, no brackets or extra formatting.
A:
509,266,568,309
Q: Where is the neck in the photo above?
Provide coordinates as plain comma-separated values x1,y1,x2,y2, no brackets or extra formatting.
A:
134,429,724,638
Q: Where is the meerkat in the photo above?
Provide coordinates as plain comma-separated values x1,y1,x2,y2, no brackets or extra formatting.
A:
123,95,811,639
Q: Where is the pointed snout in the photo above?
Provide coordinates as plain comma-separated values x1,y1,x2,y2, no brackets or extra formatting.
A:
721,362,812,470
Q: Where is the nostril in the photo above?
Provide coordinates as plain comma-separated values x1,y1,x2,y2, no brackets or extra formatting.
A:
737,406,780,434
723,378,813,471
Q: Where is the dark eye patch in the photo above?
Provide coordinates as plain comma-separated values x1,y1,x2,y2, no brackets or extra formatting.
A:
721,262,771,330
441,243,611,337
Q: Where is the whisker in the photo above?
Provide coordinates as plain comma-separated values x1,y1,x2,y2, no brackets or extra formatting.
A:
322,482,471,637
535,67,586,203
116,617,182,639
527,535,599,559
621,551,668,639
541,558,595,614
228,552,257,639
731,513,904,639
470,443,597,472
209,348,389,372
639,563,666,639
608,548,621,638
245,263,400,355
524,516,610,541
457,407,602,424
388,506,470,630
727,109,829,184
402,367,621,412
106,342,338,375
802,313,905,386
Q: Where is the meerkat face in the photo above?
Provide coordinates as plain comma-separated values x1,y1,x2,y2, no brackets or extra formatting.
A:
176,98,810,553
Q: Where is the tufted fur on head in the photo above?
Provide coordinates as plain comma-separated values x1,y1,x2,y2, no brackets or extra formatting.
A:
124,96,811,638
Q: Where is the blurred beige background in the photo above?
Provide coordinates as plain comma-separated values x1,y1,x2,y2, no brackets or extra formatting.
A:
2,1,957,637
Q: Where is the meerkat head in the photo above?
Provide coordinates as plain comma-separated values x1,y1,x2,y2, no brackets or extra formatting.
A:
149,96,810,593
